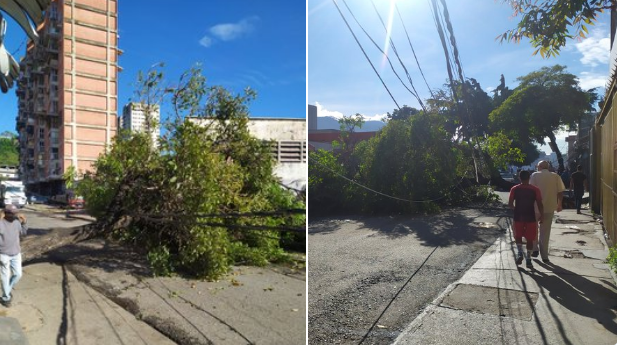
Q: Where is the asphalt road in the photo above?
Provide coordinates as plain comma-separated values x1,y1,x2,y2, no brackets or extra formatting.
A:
308,207,510,344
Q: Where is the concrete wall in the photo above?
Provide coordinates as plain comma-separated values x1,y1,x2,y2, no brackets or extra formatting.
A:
247,118,306,141
191,117,307,190
247,118,306,190
275,164,306,191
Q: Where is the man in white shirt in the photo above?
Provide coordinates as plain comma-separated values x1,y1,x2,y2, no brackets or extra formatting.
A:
530,160,565,263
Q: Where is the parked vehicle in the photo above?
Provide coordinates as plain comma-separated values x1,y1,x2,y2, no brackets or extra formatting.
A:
1,180,27,208
50,191,85,209
28,193,49,204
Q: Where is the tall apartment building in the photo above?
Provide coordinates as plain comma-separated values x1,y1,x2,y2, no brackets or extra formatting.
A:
16,0,119,195
120,102,160,145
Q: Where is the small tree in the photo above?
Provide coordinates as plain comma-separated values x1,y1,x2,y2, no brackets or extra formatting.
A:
490,65,595,172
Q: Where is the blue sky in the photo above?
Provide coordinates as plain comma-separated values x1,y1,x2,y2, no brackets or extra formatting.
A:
0,0,306,134
308,0,611,154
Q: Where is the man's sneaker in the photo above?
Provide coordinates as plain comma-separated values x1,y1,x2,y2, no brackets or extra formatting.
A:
526,260,533,269
516,254,524,265
531,251,539,258
1,299,11,308
542,258,551,264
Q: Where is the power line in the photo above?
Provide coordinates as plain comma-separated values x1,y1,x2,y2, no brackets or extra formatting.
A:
339,0,420,108
368,0,427,112
395,3,435,99
332,0,401,110
429,0,458,103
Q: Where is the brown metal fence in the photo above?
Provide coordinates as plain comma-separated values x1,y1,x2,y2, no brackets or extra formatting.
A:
596,88,617,246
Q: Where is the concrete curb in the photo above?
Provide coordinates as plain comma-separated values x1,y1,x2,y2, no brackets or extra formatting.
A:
392,281,461,344
392,230,508,344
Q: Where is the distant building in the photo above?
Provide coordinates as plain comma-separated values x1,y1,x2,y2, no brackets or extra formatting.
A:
0,132,15,139
0,166,18,180
120,103,160,145
190,117,307,190
16,0,120,195
308,104,317,131
308,129,377,152
565,134,577,168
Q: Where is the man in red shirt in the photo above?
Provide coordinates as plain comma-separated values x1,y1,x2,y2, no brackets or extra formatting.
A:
509,170,544,269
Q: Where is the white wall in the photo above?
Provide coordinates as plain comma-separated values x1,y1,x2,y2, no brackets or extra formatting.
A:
247,118,306,141
191,117,307,190
275,163,306,191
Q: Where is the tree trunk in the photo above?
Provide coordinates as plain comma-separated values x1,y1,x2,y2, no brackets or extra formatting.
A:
546,131,564,172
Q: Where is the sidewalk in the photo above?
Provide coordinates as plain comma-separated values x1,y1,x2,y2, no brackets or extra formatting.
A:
0,262,176,345
394,207,617,345
0,211,306,344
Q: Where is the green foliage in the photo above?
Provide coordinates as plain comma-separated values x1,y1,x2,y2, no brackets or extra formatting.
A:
485,132,525,170
385,105,419,121
608,245,617,275
309,103,510,215
490,65,593,171
352,112,464,213
348,113,462,213
0,137,18,167
427,78,493,141
63,165,78,190
77,65,305,280
498,0,610,57
308,149,348,213
147,245,173,277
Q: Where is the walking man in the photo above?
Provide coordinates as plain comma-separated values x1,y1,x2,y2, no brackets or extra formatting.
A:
530,160,565,263
0,204,27,307
509,170,544,269
570,165,588,214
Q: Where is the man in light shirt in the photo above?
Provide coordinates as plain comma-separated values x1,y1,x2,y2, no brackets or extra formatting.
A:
530,160,565,263
0,204,27,307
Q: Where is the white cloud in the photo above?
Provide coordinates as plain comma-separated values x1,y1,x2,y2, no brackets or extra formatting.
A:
364,113,387,121
575,28,610,67
578,71,607,90
315,102,344,119
315,102,386,122
199,16,259,48
199,36,213,48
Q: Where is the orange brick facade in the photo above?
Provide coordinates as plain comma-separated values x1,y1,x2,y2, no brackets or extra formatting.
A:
16,0,119,195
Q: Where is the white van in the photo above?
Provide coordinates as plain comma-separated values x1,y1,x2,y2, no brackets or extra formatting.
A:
2,180,27,208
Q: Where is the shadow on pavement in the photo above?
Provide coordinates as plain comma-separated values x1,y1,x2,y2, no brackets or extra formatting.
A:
355,209,510,247
521,263,617,337
309,219,348,235
56,265,69,345
45,240,152,277
25,227,51,236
